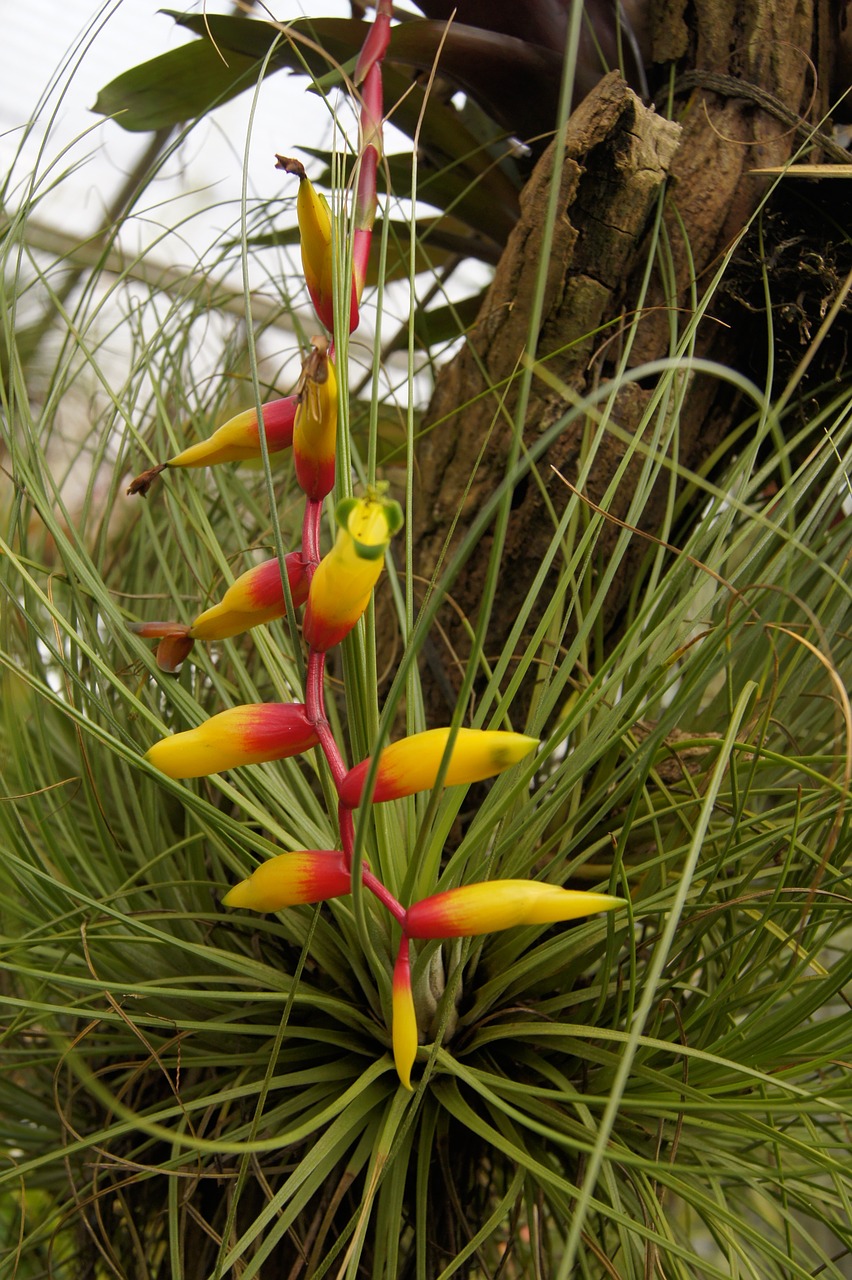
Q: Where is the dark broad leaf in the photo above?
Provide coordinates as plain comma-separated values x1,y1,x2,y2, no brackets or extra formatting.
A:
170,13,523,230
168,11,559,148
411,0,650,104
94,13,521,242
250,155,511,264
93,13,369,131
92,16,363,132
411,0,571,51
231,221,461,283
378,21,563,144
367,232,453,283
394,154,516,244
92,37,266,131
301,149,504,264
388,289,486,351
368,218,502,281
235,216,496,282
166,12,375,84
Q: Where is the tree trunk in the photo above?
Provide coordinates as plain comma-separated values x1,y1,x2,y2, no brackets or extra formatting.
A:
404,0,838,722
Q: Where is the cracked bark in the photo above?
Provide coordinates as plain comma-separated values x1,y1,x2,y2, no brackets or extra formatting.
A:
395,0,832,724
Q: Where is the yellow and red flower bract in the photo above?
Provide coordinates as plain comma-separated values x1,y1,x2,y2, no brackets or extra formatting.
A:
222,850,351,912
303,490,403,652
276,156,359,334
392,938,417,1091
126,398,297,495
190,553,309,641
169,399,296,467
292,337,338,501
339,727,538,807
145,703,319,778
130,553,309,670
405,881,626,939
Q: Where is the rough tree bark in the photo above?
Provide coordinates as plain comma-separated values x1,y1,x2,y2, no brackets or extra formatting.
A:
402,0,840,722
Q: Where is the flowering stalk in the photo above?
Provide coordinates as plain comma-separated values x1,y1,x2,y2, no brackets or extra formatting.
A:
276,1,390,334
132,0,629,1096
306,648,350,798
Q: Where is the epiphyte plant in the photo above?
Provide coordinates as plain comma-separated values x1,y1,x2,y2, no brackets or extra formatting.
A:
129,0,625,1089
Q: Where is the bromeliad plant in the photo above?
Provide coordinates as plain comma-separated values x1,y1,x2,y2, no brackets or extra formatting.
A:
4,4,852,1275
128,0,624,1091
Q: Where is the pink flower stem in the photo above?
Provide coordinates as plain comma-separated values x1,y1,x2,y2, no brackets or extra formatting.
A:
302,498,347,779
362,865,407,925
306,653,405,922
298,0,406,926
339,797,406,921
302,497,323,571
303,592,405,921
338,801,355,860
305,647,346,783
